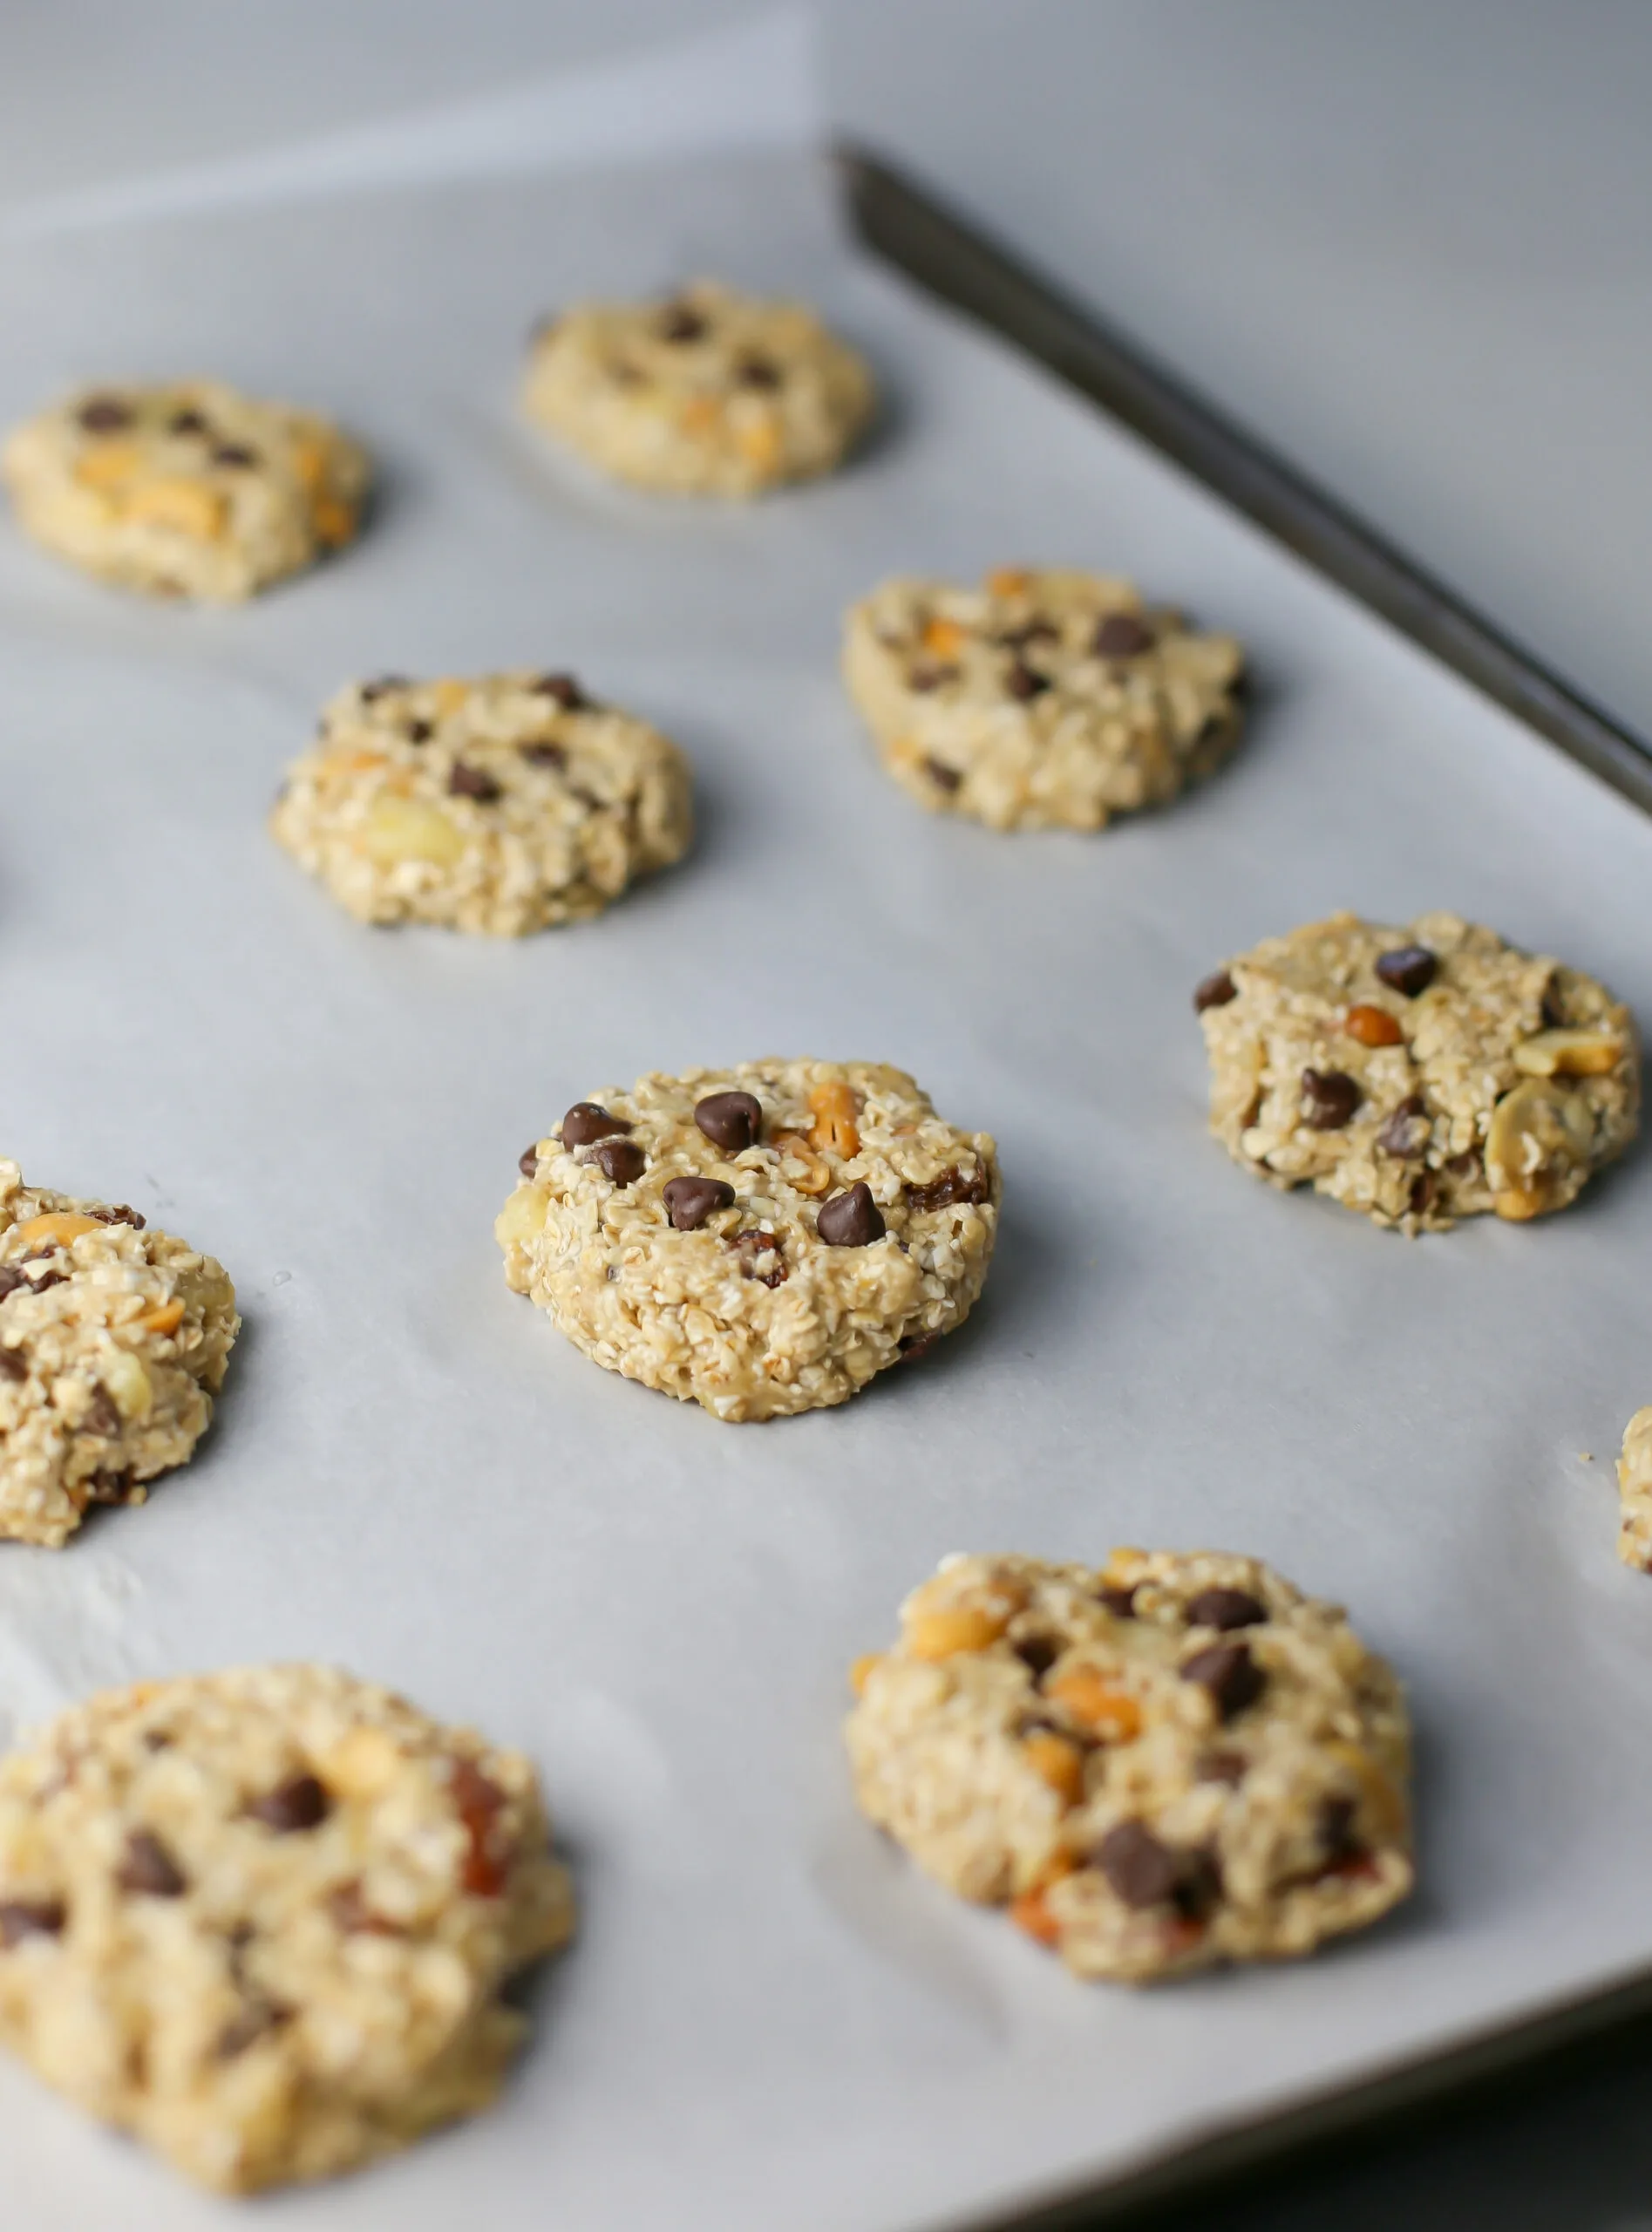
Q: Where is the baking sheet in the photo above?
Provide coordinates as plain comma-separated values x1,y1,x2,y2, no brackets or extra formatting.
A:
0,145,1649,2232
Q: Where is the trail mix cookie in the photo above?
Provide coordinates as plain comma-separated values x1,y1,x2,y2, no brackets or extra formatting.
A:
1197,911,1638,1231
2,380,368,601
1618,1409,1652,1572
497,1060,999,1420
271,670,693,936
846,1549,1411,1984
522,280,874,497
0,1665,573,2193
841,568,1246,832
0,1161,238,1548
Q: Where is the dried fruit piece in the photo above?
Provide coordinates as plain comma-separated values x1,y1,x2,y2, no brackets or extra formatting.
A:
905,1605,1007,1659
1023,1732,1086,1807
1343,1004,1403,1047
905,1165,991,1213
1045,1670,1143,1742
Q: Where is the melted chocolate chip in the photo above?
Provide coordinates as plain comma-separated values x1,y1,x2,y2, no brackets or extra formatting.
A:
0,1267,26,1303
1186,1587,1266,1632
1004,659,1050,701
1376,1092,1431,1159
85,1467,134,1505
212,441,259,468
656,303,707,344
727,1228,787,1287
1013,1634,1062,1678
662,1175,736,1231
248,1773,331,1834
1096,1820,1179,1909
88,1205,145,1229
520,740,568,770
560,1102,630,1148
519,1145,540,1179
1374,945,1438,997
905,1165,990,1214
168,407,208,436
1193,970,1237,1013
1093,613,1155,657
1197,1748,1248,1786
1408,1169,1438,1217
1000,618,1059,648
0,1898,65,1946
734,352,782,389
1320,1794,1361,1862
117,1830,187,1898
923,756,962,791
909,667,959,695
0,1347,24,1382
77,395,132,432
590,1138,645,1187
534,672,586,709
695,1092,762,1153
24,1269,65,1296
816,1182,886,1248
1301,1069,1361,1130
1098,1584,1138,1619
448,762,501,802
1180,1642,1267,1721
405,719,433,744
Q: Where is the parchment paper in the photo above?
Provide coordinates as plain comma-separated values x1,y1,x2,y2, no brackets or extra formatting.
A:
0,147,1649,2232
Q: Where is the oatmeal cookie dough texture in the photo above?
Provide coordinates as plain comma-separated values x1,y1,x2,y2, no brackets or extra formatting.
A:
522,280,874,496
1197,911,1638,1232
842,567,1246,832
0,1665,573,2193
498,1060,999,1420
2,380,368,601
846,1550,1411,1984
271,670,692,936
1618,1409,1652,1572
0,1162,238,1548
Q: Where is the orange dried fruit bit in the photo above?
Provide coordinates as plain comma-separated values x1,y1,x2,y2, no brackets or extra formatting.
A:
1344,1004,1404,1048
126,477,226,540
848,1652,881,1697
905,1605,1007,1659
72,442,141,492
1046,1670,1143,1744
311,495,357,547
808,1080,861,1160
1023,1732,1086,1807
450,1757,509,1896
138,1299,184,1336
679,396,720,435
13,1213,100,1249
1009,1885,1063,1947
986,567,1030,597
738,418,781,468
921,616,966,659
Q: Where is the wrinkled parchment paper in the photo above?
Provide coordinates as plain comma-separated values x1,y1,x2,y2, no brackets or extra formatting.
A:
0,148,1649,2232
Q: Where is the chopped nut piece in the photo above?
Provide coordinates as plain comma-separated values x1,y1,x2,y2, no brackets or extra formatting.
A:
1513,1026,1626,1078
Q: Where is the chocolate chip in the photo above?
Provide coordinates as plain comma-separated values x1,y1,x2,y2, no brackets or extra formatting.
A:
726,1228,787,1286
534,672,586,709
83,1388,121,1439
1320,1794,1360,1862
590,1138,645,1187
734,352,781,389
1000,618,1059,648
248,1773,331,1834
561,1102,630,1148
1376,1092,1431,1159
168,407,208,436
1093,613,1155,657
88,1205,145,1229
520,740,567,770
77,395,132,432
212,441,259,468
1096,1820,1179,1909
0,1347,24,1382
448,762,501,802
656,303,707,343
1004,659,1049,700
1374,945,1438,997
1013,1634,1061,1678
1180,1642,1267,1721
906,1165,990,1214
1196,1748,1248,1786
896,1330,940,1364
85,1467,134,1505
923,757,962,793
1098,1584,1138,1618
695,1091,762,1153
0,1267,26,1303
816,1182,886,1247
1541,978,1567,1030
1302,1068,1361,1129
1186,1587,1266,1632
662,1174,736,1231
1193,970,1237,1013
519,1144,540,1179
24,1269,65,1296
117,1830,187,1898
0,1898,65,1946
359,676,409,701
1408,1169,1438,1216
405,719,433,744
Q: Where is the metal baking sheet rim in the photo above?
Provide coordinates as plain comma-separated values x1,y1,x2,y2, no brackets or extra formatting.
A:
833,138,1652,2229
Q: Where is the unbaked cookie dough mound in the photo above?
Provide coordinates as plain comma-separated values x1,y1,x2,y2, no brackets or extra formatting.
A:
497,1059,999,1421
522,280,874,497
1618,1409,1652,1571
842,568,1247,832
846,1549,1411,1984
0,1664,574,2194
271,670,693,936
2,380,369,601
1198,910,1638,1232
0,1161,239,1548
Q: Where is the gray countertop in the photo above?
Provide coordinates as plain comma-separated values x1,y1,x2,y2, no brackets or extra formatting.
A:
6,6,1652,2225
